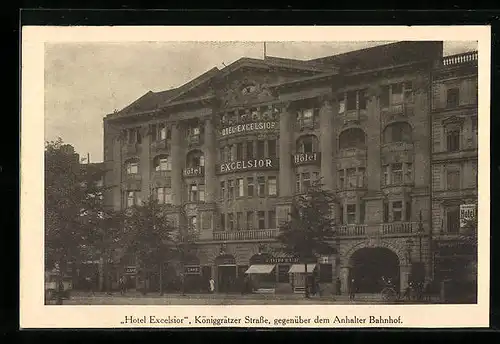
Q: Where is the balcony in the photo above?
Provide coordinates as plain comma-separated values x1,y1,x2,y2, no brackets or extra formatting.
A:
336,222,422,237
213,229,279,241
183,166,205,178
338,147,367,159
123,143,140,156
151,140,170,152
381,222,420,235
292,152,321,167
443,51,478,66
381,141,414,154
381,103,414,119
187,134,203,147
337,225,366,236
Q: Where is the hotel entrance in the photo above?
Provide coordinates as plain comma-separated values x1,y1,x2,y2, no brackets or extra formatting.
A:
215,254,237,293
350,247,400,293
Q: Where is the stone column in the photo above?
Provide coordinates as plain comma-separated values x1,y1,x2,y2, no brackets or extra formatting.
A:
140,125,151,203
278,104,294,197
366,86,381,191
399,264,412,293
204,116,217,203
340,266,350,294
319,96,336,191
171,123,184,206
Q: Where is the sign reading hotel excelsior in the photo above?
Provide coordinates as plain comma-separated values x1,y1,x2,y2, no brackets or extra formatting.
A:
220,121,278,137
217,158,278,174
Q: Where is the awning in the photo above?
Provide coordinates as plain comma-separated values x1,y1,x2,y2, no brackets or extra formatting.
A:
245,264,276,274
288,264,317,274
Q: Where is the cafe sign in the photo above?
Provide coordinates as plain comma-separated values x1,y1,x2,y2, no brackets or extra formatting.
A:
217,158,277,174
220,121,278,137
292,152,321,166
184,265,201,275
125,266,136,275
183,166,204,177
460,204,477,228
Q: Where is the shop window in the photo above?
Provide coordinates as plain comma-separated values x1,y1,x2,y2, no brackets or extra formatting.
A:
237,212,243,230
268,210,276,229
228,213,234,231
446,128,461,152
247,177,254,197
346,204,356,224
247,141,254,159
392,201,403,222
247,211,254,230
319,264,333,283
257,176,265,196
236,178,244,197
220,181,225,200
228,180,234,199
446,206,460,233
268,176,277,196
278,265,290,283
125,160,139,175
446,87,460,108
258,211,266,230
268,139,277,158
339,128,366,149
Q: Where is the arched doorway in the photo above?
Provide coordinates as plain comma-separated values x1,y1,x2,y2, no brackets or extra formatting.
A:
214,254,237,293
350,247,400,293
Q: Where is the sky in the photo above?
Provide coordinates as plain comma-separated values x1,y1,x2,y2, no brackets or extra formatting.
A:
44,41,478,163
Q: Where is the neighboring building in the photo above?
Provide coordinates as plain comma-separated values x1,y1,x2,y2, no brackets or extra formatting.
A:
430,51,478,299
102,41,478,295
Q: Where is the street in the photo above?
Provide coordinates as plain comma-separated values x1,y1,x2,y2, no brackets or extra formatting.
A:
51,291,442,305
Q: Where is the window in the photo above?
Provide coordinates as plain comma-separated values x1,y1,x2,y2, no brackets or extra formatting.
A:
268,139,277,158
219,148,225,162
220,214,226,231
298,135,316,154
190,216,197,231
384,122,412,143
313,172,320,182
268,176,277,196
302,172,311,192
127,128,142,144
392,201,403,222
187,151,204,168
236,143,243,160
406,201,412,221
346,204,356,224
296,174,301,193
392,83,403,104
339,128,366,149
392,163,403,184
404,82,413,103
126,191,138,208
446,169,461,190
166,126,171,140
126,161,139,174
227,145,234,162
446,88,460,108
380,85,390,108
246,212,254,230
198,184,205,202
405,163,413,183
278,265,290,283
446,128,460,152
383,165,390,185
228,180,234,199
220,181,225,200
381,82,413,108
383,202,389,222
339,205,344,224
151,124,157,142
258,211,266,229
303,108,314,127
338,170,345,189
159,123,167,140
156,187,172,205
247,177,254,197
358,167,366,187
247,142,254,159
359,89,367,110
346,91,357,111
268,210,276,229
236,178,244,197
228,213,234,231
189,184,198,202
346,168,357,188
257,177,265,196
338,96,346,113
446,206,460,233
360,201,365,224
237,212,243,230
319,264,333,283
154,156,171,171
257,140,265,158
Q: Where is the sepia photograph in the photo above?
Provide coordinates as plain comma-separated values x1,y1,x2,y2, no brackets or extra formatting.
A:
21,26,490,328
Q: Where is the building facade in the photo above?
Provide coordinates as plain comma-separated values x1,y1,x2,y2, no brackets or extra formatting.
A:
102,41,478,295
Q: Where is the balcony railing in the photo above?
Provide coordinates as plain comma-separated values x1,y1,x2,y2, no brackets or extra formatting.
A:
213,229,279,241
381,141,414,153
123,143,140,156
443,51,478,66
151,140,170,152
338,147,367,159
381,222,420,235
337,225,366,236
336,222,421,237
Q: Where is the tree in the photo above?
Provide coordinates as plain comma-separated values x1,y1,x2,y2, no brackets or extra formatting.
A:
45,138,99,304
121,196,177,295
276,180,337,298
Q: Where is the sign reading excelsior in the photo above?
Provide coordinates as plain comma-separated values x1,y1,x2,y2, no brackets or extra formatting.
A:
218,158,277,174
220,121,277,137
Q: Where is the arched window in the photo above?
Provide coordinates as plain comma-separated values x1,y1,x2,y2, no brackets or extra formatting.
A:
339,128,366,150
124,158,139,175
186,150,205,168
153,154,172,172
383,122,412,144
296,135,319,154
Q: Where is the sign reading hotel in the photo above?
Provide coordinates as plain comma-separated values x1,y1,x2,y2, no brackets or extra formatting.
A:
293,152,321,166
220,121,278,137
183,166,204,177
460,204,477,228
217,158,278,174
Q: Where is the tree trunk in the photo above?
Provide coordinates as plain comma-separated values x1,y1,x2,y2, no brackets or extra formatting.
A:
304,263,310,299
159,262,164,296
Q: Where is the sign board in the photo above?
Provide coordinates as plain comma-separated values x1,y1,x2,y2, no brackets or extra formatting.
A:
460,204,477,228
220,121,278,137
217,158,278,174
183,166,204,177
125,266,136,275
184,265,201,275
292,152,321,166
266,257,300,264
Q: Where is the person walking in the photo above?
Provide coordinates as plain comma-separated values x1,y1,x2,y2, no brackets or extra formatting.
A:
349,278,356,301
209,277,215,294
336,277,341,296
119,276,125,295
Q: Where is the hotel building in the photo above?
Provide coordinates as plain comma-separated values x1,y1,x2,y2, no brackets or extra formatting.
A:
102,41,478,295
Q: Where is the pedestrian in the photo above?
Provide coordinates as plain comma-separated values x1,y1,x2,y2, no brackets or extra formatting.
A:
349,278,356,300
336,277,341,295
315,279,322,297
209,277,215,293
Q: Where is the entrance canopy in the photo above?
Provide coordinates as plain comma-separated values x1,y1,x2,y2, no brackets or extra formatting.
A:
288,264,317,274
245,264,276,274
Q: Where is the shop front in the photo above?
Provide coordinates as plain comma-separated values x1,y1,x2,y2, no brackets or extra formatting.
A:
215,254,238,293
184,265,204,293
244,253,278,293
